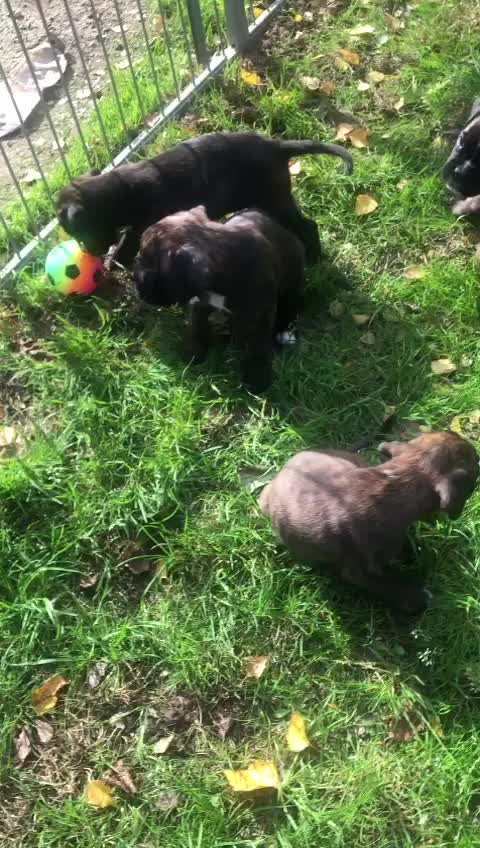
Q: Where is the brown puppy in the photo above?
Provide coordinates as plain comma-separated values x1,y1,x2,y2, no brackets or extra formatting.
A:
133,206,305,393
259,432,479,613
56,131,353,265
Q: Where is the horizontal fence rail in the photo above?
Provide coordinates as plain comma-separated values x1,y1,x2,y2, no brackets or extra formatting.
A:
0,0,287,282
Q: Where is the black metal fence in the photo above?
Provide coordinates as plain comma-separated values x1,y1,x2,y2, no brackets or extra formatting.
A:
0,0,286,279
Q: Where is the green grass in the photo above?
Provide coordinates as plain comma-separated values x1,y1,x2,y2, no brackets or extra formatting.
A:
3,0,480,845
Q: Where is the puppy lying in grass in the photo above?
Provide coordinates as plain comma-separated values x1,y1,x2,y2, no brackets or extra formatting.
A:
443,98,480,215
133,205,305,393
260,432,479,614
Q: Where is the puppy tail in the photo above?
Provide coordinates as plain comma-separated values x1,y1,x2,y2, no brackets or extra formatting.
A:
277,140,354,175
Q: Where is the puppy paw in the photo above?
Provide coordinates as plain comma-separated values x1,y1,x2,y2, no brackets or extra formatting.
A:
453,196,480,216
275,328,297,348
398,586,431,616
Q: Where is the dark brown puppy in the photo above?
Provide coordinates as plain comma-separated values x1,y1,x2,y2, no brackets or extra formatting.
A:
56,131,353,265
259,432,479,613
443,98,480,215
133,205,305,393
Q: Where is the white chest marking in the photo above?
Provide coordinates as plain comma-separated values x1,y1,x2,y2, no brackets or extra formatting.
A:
206,291,231,313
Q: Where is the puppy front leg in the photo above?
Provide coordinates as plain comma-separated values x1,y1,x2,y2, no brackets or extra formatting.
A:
342,563,430,615
188,300,213,364
452,195,480,216
234,310,274,394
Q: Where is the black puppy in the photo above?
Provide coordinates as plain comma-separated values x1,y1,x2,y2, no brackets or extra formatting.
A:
443,98,480,215
133,205,305,393
56,131,353,265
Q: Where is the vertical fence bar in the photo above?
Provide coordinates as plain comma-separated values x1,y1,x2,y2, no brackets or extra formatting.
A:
158,3,181,99
112,0,147,122
0,142,38,235
175,0,197,82
31,0,93,171
0,207,19,256
86,0,129,143
59,0,114,162
134,0,164,108
224,0,250,51
211,0,227,52
186,0,209,66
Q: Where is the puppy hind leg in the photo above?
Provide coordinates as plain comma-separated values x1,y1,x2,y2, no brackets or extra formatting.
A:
342,562,431,615
275,205,321,263
234,310,275,393
274,290,303,349
188,300,213,364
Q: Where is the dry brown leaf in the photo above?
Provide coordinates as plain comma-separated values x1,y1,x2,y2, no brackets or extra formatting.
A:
213,713,233,740
334,122,355,141
431,358,456,377
349,23,375,35
79,573,99,590
402,265,428,280
349,128,369,148
329,299,344,319
0,426,25,457
300,75,321,91
245,655,270,679
87,662,110,690
14,728,31,768
34,720,53,745
104,760,137,795
86,780,115,808
385,12,405,31
352,313,370,327
388,714,423,742
320,80,336,95
157,792,180,811
357,80,370,92
241,68,262,87
286,712,310,752
360,331,376,346
355,194,378,215
288,160,302,176
366,70,386,83
334,56,349,72
224,760,280,792
153,734,174,754
32,674,69,716
337,48,361,66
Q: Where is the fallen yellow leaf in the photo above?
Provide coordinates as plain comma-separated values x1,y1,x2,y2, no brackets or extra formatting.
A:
241,68,262,87
352,313,370,327
300,75,321,91
349,23,375,35
450,415,463,435
0,425,25,457
349,127,369,148
334,122,355,141
430,718,444,738
321,80,336,94
86,780,115,808
334,56,349,72
224,760,280,792
253,6,263,19
431,358,456,377
337,48,361,66
366,70,386,84
402,265,428,280
245,655,269,679
294,13,303,23
394,96,405,112
355,194,378,215
153,734,174,754
385,12,405,31
32,674,69,716
288,160,302,176
397,178,410,190
357,80,370,92
287,712,310,752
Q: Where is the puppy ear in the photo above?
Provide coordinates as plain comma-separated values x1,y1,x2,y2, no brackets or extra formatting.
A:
190,205,208,221
65,203,87,230
168,243,209,298
435,469,474,519
379,440,405,459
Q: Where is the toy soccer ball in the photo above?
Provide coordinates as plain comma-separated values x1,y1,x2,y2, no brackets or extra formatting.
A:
45,240,103,295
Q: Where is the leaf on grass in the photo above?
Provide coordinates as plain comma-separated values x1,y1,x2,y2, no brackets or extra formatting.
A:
153,734,174,754
127,558,152,575
402,265,428,280
385,12,405,31
320,80,336,94
213,713,233,740
104,760,137,795
79,573,99,590
387,715,422,742
334,122,355,141
360,331,376,346
300,75,321,91
397,178,410,190
349,23,375,35
239,466,276,494
157,792,180,811
430,718,444,738
253,6,264,18
0,426,25,457
329,299,344,319
366,70,386,84
334,56,349,72
287,712,310,752
394,96,405,112
352,313,370,327
294,13,303,23
87,662,110,690
245,655,270,679
349,128,369,148
241,68,262,86
34,720,53,745
14,728,32,768
357,80,370,91
355,194,378,215
86,780,115,808
289,160,302,176
431,358,456,377
224,760,280,792
337,48,361,66
32,674,69,716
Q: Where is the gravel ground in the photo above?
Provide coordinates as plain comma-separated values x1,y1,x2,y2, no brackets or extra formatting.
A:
0,0,145,209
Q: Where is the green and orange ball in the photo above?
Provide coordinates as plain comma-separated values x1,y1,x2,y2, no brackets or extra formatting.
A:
45,240,103,295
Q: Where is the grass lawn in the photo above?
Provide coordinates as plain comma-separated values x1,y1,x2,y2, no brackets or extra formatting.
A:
3,0,480,845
